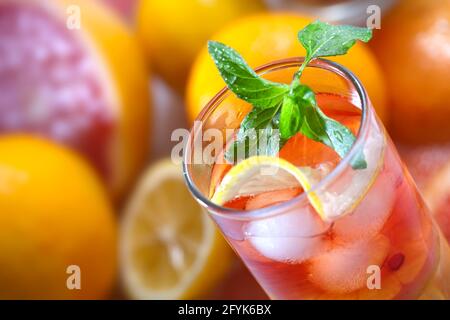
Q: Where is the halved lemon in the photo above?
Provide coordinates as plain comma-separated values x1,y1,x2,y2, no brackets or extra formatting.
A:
120,159,231,299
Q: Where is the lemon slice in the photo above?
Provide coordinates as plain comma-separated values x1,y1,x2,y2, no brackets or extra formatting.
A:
211,156,328,219
120,159,231,299
211,131,385,221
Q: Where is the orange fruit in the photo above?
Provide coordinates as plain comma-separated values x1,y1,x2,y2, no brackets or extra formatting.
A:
0,0,151,201
0,135,117,299
186,13,387,123
371,0,450,144
136,0,265,92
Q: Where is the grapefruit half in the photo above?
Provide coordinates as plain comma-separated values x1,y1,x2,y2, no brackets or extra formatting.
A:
0,0,151,201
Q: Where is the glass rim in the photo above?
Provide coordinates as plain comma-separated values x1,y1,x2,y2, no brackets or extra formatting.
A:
183,57,370,221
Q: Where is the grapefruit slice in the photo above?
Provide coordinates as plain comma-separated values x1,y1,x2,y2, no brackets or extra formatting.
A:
0,0,151,200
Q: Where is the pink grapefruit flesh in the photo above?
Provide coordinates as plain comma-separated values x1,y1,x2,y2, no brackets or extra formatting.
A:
0,2,115,179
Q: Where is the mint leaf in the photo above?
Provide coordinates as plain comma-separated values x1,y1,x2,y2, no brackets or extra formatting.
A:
318,112,357,159
279,84,315,140
301,103,331,143
208,41,289,109
225,105,284,163
350,150,367,169
279,94,302,139
298,20,372,60
297,85,363,168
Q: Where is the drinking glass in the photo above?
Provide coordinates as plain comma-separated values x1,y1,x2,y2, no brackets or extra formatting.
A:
183,58,450,299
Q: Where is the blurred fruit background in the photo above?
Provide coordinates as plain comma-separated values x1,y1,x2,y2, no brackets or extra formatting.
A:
0,0,448,299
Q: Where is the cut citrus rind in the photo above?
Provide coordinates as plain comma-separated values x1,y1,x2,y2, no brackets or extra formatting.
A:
121,159,230,299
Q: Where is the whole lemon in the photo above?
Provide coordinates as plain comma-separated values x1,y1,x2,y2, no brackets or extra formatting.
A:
136,0,265,91
186,13,387,124
0,135,117,299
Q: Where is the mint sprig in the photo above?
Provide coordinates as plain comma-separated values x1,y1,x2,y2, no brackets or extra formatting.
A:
208,20,373,169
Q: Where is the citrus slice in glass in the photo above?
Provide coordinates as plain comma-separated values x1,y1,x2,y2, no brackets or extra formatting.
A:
211,155,332,221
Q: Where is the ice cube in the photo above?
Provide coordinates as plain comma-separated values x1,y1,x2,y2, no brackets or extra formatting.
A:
308,235,390,293
245,206,330,262
318,124,386,220
332,169,396,242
